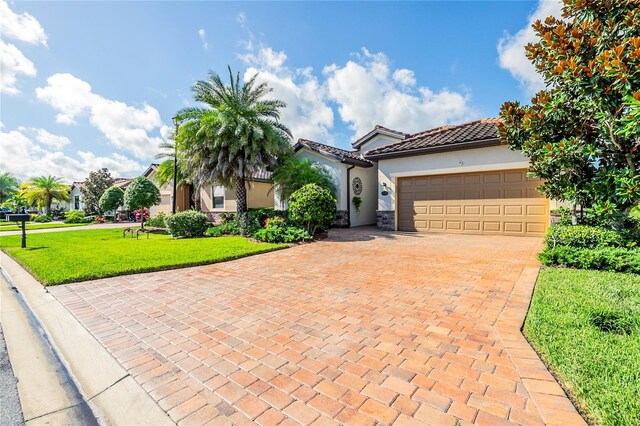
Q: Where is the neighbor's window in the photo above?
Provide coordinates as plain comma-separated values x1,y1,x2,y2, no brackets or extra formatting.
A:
212,186,224,209
74,195,80,210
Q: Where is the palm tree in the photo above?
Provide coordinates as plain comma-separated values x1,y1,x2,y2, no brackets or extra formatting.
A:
0,172,20,204
20,176,70,215
175,67,292,226
271,157,337,202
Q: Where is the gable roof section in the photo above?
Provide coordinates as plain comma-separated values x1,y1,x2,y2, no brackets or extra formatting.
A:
352,124,409,149
365,119,501,159
295,139,374,167
142,163,160,178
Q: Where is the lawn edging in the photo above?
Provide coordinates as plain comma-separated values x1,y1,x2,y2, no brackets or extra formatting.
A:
0,251,173,425
494,240,587,426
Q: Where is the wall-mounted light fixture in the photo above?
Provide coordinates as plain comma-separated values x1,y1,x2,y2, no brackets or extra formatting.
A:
381,182,389,196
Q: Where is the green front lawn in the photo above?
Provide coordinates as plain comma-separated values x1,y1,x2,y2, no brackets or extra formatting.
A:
0,229,286,285
525,268,640,426
0,222,91,231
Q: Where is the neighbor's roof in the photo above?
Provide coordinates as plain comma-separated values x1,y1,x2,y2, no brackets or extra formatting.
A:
113,178,131,188
365,119,501,159
249,170,272,182
352,124,409,149
295,139,374,167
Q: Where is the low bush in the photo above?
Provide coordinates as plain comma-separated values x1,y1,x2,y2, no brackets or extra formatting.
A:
248,208,287,228
545,225,623,249
539,245,640,273
146,213,167,228
33,214,52,223
50,207,66,220
288,184,336,235
219,212,235,224
253,226,311,243
550,206,573,226
64,210,85,223
29,213,38,221
205,221,241,237
164,210,209,238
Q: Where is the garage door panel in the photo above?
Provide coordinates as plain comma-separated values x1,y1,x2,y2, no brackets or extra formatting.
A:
398,169,548,236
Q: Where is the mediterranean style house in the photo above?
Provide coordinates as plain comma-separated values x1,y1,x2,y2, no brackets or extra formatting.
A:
293,118,554,237
53,178,130,212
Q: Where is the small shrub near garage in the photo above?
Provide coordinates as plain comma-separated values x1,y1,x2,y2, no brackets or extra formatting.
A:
165,210,209,238
545,225,623,249
206,220,242,237
33,214,52,223
539,245,640,273
288,184,336,236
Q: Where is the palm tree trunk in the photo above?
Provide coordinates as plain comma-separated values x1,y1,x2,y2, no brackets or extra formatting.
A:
235,176,247,215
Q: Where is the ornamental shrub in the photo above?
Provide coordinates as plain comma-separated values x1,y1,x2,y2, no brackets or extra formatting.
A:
64,210,85,223
164,210,209,238
33,214,52,223
205,221,242,237
253,226,311,243
287,184,336,235
99,185,125,213
538,246,640,273
248,208,288,228
146,213,167,228
545,225,623,249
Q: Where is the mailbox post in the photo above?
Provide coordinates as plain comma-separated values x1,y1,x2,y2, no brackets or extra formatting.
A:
7,214,30,248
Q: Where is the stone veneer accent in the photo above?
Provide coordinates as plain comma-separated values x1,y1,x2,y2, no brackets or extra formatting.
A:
377,210,395,231
332,210,349,227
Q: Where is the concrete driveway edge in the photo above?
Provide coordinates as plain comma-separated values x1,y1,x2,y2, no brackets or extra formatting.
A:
495,241,586,426
0,252,174,425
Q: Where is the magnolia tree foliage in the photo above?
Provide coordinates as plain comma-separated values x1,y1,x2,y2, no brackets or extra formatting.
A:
98,185,124,213
123,177,160,228
498,0,640,224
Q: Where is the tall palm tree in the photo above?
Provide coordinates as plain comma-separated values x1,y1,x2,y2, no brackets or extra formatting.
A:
175,67,292,224
20,176,70,215
0,172,20,204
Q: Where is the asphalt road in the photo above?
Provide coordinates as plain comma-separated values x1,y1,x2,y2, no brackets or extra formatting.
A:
0,323,24,425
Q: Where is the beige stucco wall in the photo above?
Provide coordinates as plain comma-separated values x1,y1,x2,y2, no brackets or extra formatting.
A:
377,144,531,213
349,165,378,227
200,181,274,213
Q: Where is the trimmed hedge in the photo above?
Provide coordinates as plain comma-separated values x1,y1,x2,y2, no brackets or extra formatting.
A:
539,246,640,273
288,184,336,235
253,226,311,243
545,225,623,249
165,211,209,238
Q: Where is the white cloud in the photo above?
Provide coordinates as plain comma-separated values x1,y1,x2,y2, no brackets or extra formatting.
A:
17,127,71,148
0,40,36,94
0,127,145,183
497,0,563,94
324,48,477,138
35,73,165,159
198,28,208,50
0,0,47,45
393,69,416,87
240,47,335,144
0,0,46,95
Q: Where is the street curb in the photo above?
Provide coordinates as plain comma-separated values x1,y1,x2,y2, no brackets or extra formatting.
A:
0,251,174,425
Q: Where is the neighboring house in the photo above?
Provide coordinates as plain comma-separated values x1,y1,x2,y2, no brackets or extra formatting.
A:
295,119,554,237
51,182,85,211
143,164,275,221
143,164,192,216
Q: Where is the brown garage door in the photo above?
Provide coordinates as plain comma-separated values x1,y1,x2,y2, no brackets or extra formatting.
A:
397,169,548,236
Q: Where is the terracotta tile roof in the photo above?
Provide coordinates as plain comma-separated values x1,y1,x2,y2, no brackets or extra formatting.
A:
365,119,501,158
373,124,410,137
250,169,272,182
295,139,374,167
352,125,408,148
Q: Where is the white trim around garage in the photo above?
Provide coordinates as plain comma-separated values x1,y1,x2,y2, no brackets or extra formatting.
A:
389,161,531,179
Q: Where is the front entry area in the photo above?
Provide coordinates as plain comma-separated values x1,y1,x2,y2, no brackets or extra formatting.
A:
397,169,549,236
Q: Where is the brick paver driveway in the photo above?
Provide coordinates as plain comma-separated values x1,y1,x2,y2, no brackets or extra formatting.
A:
51,228,583,425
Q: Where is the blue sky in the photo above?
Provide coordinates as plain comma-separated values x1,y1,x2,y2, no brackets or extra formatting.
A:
0,0,562,182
